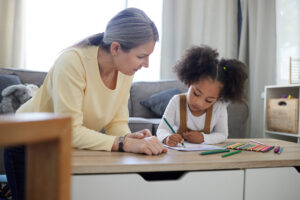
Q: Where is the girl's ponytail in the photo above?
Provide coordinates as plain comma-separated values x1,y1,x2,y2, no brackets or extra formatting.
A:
217,59,248,103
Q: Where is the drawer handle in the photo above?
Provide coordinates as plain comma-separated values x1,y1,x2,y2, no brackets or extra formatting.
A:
278,101,287,106
138,171,186,181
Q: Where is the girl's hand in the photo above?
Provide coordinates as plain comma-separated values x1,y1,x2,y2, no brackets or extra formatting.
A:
163,134,184,147
124,136,168,155
126,129,152,139
182,131,204,144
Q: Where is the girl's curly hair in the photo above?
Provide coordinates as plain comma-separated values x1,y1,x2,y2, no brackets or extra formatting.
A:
174,45,248,103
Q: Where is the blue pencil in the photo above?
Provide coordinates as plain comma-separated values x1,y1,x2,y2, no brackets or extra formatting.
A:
278,147,283,154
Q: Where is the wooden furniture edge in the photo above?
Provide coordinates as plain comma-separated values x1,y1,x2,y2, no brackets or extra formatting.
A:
0,113,72,200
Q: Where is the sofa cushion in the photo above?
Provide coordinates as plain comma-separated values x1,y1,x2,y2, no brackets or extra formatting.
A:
0,74,22,102
129,80,187,118
140,88,182,117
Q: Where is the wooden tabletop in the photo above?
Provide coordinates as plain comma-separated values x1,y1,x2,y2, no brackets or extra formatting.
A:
72,138,300,174
0,113,72,200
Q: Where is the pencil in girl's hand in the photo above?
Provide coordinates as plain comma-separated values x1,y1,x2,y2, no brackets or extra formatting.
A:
163,117,176,133
163,117,185,148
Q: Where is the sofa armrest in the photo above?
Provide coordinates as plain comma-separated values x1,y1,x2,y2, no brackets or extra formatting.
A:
0,68,47,87
128,117,162,136
128,117,153,135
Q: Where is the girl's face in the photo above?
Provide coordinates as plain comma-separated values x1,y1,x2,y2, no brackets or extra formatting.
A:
187,77,223,116
112,40,156,76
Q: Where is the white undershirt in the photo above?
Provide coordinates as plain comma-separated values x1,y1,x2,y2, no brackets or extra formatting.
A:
156,94,228,144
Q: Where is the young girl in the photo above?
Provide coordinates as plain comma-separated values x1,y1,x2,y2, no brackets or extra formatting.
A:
157,45,248,146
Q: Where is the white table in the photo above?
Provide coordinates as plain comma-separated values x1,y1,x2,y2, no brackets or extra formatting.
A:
72,138,300,200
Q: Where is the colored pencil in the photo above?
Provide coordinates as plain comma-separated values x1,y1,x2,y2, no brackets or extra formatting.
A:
200,149,230,155
274,146,280,153
237,143,251,150
255,145,267,152
223,142,237,148
260,145,271,152
278,147,283,154
262,146,274,152
222,150,242,157
163,117,185,147
250,144,262,151
231,143,245,149
244,144,256,150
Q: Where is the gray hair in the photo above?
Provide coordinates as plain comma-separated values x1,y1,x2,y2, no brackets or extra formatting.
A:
75,8,159,52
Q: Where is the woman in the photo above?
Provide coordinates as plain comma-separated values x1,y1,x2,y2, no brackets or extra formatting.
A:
5,7,167,200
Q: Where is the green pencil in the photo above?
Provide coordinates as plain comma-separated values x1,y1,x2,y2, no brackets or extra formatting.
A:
221,150,242,158
163,117,185,148
200,149,230,155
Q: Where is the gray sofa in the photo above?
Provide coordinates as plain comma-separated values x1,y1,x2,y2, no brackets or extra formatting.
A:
0,67,249,175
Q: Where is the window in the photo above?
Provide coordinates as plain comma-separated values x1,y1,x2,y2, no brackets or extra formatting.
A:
127,0,162,81
23,0,162,81
276,0,300,84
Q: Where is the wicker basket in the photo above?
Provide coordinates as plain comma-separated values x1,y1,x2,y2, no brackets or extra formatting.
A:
267,98,299,134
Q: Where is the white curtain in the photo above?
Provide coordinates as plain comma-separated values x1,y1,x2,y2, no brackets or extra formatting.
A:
160,0,238,79
0,0,24,68
239,0,276,138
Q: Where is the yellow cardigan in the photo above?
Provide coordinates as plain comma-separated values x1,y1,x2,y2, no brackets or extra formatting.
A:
17,46,133,151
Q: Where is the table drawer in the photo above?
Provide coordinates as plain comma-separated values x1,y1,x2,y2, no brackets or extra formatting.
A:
72,170,243,200
245,167,300,200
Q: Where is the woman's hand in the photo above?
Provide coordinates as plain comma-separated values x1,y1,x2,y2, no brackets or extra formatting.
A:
163,134,184,147
124,136,168,155
126,129,152,139
182,131,204,144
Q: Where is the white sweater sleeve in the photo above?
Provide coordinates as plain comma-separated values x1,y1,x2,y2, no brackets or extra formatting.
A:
156,95,180,142
202,103,228,144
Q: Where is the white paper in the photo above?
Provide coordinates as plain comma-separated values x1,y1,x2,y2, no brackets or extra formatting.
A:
165,141,225,151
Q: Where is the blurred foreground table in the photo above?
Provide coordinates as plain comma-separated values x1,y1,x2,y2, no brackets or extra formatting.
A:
0,113,72,200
